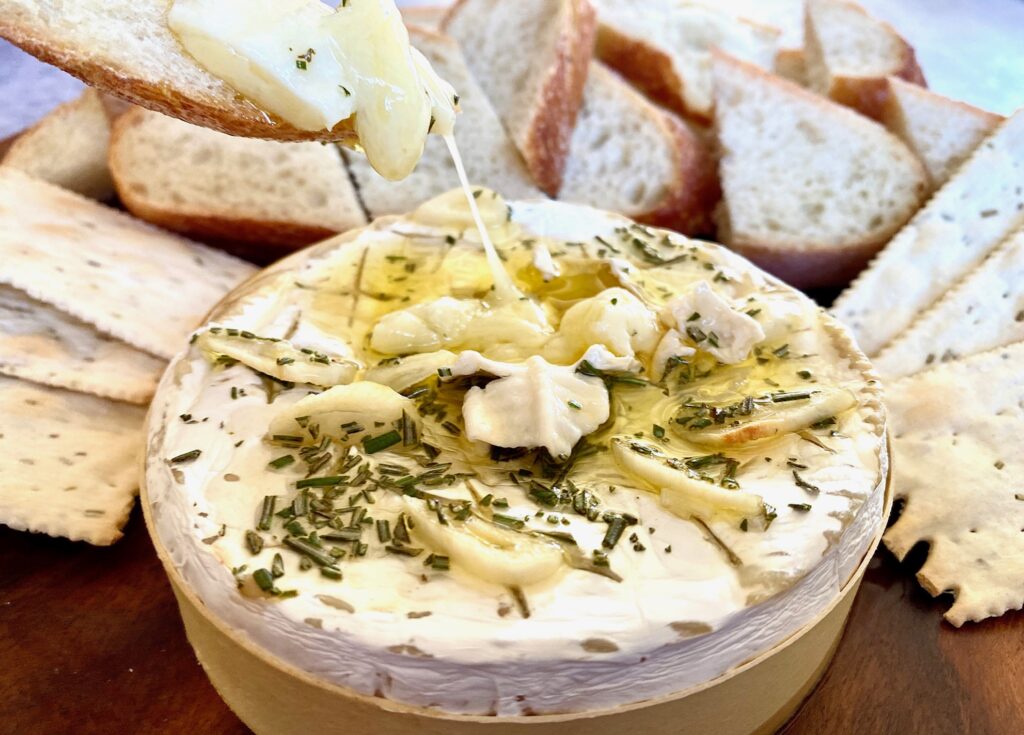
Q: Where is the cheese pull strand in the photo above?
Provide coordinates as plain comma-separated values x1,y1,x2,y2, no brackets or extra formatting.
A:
444,134,522,304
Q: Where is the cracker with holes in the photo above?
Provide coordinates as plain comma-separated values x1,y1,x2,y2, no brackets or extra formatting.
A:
0,285,164,404
0,376,145,545
884,342,1024,625
0,168,256,360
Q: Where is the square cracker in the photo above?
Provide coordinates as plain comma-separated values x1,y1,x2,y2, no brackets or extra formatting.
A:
884,342,1024,625
833,110,1024,357
0,168,256,360
0,284,164,404
0,375,145,545
873,227,1024,379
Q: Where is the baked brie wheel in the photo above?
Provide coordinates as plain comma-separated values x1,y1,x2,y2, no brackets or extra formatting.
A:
146,190,887,717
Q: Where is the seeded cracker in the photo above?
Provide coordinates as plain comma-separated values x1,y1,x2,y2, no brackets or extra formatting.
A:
0,376,145,545
0,168,256,359
874,227,1024,379
884,342,1024,625
0,285,164,404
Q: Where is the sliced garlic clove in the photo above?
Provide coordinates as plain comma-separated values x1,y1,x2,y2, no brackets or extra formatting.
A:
194,326,358,386
611,438,763,522
268,381,416,446
404,499,565,588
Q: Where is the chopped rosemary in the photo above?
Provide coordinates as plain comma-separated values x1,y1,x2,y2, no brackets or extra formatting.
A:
792,470,821,494
268,454,295,469
170,449,201,464
258,496,277,531
245,530,264,555
362,430,401,454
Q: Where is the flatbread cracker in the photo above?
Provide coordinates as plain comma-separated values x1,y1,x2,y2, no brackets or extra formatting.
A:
0,376,145,545
0,168,256,360
0,285,164,404
832,111,1024,356
884,342,1024,625
874,227,1024,379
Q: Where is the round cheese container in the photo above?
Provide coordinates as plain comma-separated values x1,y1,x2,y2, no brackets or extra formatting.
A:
143,191,890,734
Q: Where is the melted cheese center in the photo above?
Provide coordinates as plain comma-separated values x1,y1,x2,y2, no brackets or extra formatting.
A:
168,0,457,180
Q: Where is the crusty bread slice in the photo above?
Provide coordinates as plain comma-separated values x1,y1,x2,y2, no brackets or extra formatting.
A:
711,52,927,290
559,62,718,235
832,111,1024,357
0,0,357,144
1,89,114,200
882,77,1003,191
443,0,596,196
590,0,780,123
345,28,541,219
109,107,366,256
804,0,925,120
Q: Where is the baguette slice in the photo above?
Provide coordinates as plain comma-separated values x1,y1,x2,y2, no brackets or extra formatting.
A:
832,111,1024,356
0,0,363,144
882,77,1003,190
109,107,366,257
443,0,596,196
559,63,718,235
591,0,780,123
1,89,114,200
711,53,927,290
805,0,926,120
873,228,1024,379
345,29,541,219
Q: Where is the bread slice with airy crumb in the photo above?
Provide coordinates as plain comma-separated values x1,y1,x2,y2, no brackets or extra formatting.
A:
560,62,718,235
443,0,596,196
1,89,114,200
344,28,541,219
0,0,359,144
711,53,927,289
805,0,925,120
882,77,1003,191
590,0,780,123
109,107,366,256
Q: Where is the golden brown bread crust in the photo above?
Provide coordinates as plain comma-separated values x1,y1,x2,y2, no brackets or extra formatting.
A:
522,0,597,197
724,237,889,291
828,47,926,121
637,112,719,236
442,0,597,197
0,22,360,145
594,24,691,122
108,110,352,256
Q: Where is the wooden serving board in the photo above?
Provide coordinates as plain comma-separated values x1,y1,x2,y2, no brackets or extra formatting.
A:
1,508,1021,734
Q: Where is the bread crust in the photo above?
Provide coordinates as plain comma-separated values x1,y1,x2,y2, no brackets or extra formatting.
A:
711,52,927,289
443,0,597,197
637,112,719,236
595,24,691,121
804,0,927,121
108,109,354,256
0,19,360,145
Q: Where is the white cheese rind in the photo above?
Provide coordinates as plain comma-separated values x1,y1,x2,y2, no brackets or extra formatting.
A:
146,196,886,717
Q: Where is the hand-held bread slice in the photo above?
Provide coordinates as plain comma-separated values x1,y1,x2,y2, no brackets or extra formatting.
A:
832,111,1024,356
590,0,780,123
711,52,927,290
109,107,367,258
559,62,719,235
881,77,1003,191
0,0,457,181
442,0,596,196
1,89,115,200
345,27,541,219
0,0,352,143
805,0,926,120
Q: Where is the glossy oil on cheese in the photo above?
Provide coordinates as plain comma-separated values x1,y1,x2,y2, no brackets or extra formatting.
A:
147,191,886,716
